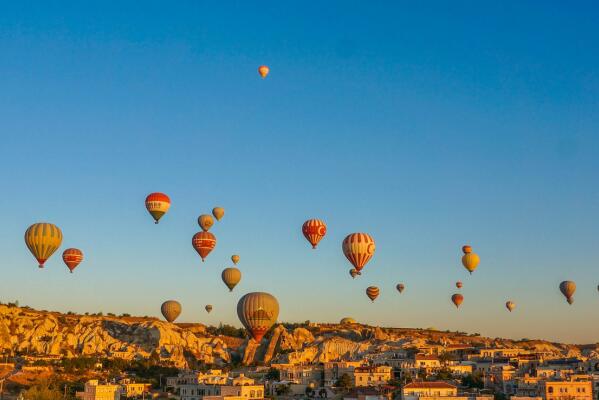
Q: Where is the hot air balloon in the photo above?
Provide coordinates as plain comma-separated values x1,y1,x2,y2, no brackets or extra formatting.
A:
349,269,358,279
342,233,375,272
222,267,241,292
205,305,213,313
192,232,216,262
461,245,480,274
212,207,225,221
559,281,576,305
62,248,83,273
366,286,380,302
198,214,214,232
456,281,463,289
451,294,464,308
506,301,515,312
231,255,240,265
161,300,181,323
302,219,327,249
258,65,269,78
237,292,279,342
145,193,171,224
340,317,356,324
396,283,405,293
24,223,63,268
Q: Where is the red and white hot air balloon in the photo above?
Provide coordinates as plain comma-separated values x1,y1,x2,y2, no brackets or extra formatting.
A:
342,233,375,273
62,248,83,273
302,219,327,249
192,232,216,262
145,192,171,224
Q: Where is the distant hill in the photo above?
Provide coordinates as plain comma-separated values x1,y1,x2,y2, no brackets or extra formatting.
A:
0,304,594,368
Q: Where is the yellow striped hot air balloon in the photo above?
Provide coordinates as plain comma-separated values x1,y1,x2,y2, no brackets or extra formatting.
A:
237,292,279,342
161,300,181,323
24,223,63,268
366,286,380,302
342,233,376,272
302,219,327,249
222,267,242,292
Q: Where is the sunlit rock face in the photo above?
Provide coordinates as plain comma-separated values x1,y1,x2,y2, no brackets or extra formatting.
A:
0,305,583,367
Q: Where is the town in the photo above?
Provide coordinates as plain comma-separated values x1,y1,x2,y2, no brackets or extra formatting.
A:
0,305,597,400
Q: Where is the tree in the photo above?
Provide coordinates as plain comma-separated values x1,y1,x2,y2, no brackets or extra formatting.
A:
22,381,63,400
462,373,484,389
335,373,353,391
265,368,280,381
275,384,291,396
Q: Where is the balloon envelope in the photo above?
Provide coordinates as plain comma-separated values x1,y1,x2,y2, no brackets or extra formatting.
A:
559,281,576,303
205,305,213,313
231,255,240,265
192,232,216,262
212,207,225,221
396,283,405,293
461,248,480,274
340,317,356,324
366,286,380,302
161,300,181,323
145,193,171,223
349,269,358,279
222,267,242,291
506,301,515,312
456,281,463,289
258,65,270,78
302,219,327,249
62,248,83,273
342,233,375,272
198,214,215,232
25,223,63,268
237,292,279,342
452,294,464,308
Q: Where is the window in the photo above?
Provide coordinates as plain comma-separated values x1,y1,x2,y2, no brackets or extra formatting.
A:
548,387,554,394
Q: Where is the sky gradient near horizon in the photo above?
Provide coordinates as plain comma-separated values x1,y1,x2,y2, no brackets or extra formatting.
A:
1,2,599,343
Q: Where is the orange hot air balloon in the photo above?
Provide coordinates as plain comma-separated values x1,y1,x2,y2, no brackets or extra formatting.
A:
342,233,376,272
192,232,216,262
451,293,464,308
205,305,213,313
198,214,214,232
366,286,380,302
349,269,359,279
231,254,240,265
24,223,63,268
396,283,405,293
212,207,225,221
258,65,269,78
62,248,83,273
161,300,181,323
237,292,279,342
461,245,480,274
145,193,171,224
506,301,515,312
302,219,327,249
456,281,463,289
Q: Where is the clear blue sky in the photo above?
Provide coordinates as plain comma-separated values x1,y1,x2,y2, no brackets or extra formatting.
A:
1,2,598,343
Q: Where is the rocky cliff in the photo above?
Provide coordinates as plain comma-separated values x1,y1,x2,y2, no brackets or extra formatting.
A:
0,304,589,368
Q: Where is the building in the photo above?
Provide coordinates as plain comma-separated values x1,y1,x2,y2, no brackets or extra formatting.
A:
402,382,458,399
324,361,365,387
414,355,442,373
402,382,493,400
119,379,151,398
354,366,392,387
179,375,264,400
77,380,121,400
541,379,592,400
272,364,323,387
